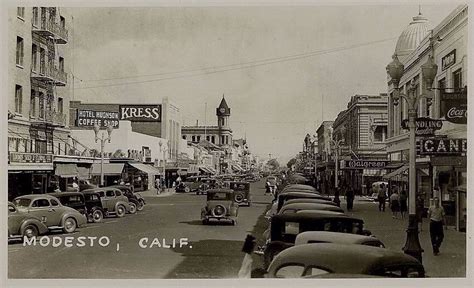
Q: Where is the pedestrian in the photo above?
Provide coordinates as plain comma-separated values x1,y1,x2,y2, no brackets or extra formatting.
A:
345,186,354,211
333,187,341,207
72,178,79,191
155,178,161,195
428,197,446,256
265,181,271,194
377,183,387,212
399,190,408,219
389,190,400,219
416,195,424,231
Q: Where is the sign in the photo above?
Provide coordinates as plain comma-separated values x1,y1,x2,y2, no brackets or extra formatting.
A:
76,110,120,128
440,91,467,124
142,146,152,163
419,138,467,155
119,105,161,122
401,117,443,136
9,152,53,163
343,160,388,169
441,49,456,71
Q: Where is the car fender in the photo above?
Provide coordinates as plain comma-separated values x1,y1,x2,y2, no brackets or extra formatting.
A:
116,201,131,212
263,241,294,269
20,218,48,235
61,211,86,227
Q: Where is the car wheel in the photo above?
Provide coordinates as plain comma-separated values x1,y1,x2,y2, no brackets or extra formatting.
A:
22,225,38,238
63,217,77,233
116,205,126,218
184,186,191,193
231,219,237,226
137,200,145,211
92,209,104,223
129,202,137,214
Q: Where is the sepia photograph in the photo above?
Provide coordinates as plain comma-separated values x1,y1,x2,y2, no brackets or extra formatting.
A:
2,0,471,286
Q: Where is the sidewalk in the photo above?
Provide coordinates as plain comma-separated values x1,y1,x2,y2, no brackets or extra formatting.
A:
343,197,466,277
137,188,175,198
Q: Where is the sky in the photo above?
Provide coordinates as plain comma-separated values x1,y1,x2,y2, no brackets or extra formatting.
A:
70,2,460,165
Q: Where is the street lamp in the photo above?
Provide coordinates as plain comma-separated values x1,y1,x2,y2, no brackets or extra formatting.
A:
93,123,114,187
386,53,438,263
329,127,345,189
158,140,169,188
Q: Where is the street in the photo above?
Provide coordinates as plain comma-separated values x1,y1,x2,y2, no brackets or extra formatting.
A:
8,180,272,279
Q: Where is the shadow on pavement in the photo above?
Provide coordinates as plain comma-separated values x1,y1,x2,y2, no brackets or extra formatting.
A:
164,239,244,278
179,220,235,226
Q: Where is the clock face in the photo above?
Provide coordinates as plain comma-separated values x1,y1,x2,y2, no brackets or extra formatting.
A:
219,108,226,113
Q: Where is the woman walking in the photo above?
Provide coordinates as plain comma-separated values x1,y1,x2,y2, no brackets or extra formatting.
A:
399,190,408,219
389,190,400,219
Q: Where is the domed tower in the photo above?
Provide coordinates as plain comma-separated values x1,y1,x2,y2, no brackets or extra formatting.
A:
216,95,230,128
395,11,430,62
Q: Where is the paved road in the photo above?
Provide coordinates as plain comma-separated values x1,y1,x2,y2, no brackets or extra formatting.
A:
8,180,272,279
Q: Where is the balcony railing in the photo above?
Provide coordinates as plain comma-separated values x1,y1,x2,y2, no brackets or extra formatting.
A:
31,65,67,86
32,19,68,44
31,110,67,127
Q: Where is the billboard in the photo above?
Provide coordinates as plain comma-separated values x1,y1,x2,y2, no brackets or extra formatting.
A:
119,105,161,122
76,110,120,128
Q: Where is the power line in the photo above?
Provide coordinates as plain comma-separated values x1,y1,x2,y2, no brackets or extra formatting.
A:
75,36,397,90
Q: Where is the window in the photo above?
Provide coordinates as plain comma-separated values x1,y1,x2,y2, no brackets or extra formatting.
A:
17,7,25,18
59,57,64,72
40,48,45,74
206,135,210,141
16,36,24,66
32,44,38,71
197,136,201,142
114,190,121,196
32,199,50,207
15,85,22,113
182,135,187,140
38,92,45,119
30,90,36,117
58,97,63,114
106,190,115,197
192,136,196,142
60,16,65,28
50,199,59,206
211,136,215,144
438,78,446,91
97,191,105,197
275,265,305,278
453,69,462,89
32,7,39,26
373,126,386,142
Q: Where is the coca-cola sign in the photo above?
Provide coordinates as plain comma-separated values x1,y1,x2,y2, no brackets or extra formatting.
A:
440,90,467,124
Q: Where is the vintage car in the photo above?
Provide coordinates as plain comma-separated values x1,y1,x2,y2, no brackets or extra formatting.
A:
109,185,146,211
80,190,106,222
12,195,87,233
295,231,385,248
281,184,317,193
266,176,278,193
82,187,131,218
8,202,49,240
201,189,239,225
260,212,369,268
277,192,332,211
278,203,345,214
264,243,424,278
47,192,87,215
196,178,219,195
176,176,206,193
229,181,251,206
283,198,338,207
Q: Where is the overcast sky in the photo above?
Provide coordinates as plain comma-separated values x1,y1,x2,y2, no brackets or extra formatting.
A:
70,2,460,164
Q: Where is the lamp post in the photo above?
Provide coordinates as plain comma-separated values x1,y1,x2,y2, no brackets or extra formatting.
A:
386,54,438,263
158,140,169,188
93,124,114,187
329,127,345,189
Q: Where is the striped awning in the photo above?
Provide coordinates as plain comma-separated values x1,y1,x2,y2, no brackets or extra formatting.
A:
55,164,78,178
91,163,125,176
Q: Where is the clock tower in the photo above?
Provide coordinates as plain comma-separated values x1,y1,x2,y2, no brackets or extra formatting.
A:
216,95,230,128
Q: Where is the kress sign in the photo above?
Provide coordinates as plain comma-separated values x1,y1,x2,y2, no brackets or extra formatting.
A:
119,105,161,122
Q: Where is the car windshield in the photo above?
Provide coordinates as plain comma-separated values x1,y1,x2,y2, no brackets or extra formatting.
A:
13,198,31,207
208,192,231,201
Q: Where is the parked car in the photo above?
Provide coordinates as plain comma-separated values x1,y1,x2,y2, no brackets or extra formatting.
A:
12,195,87,233
266,176,278,193
201,189,239,225
176,176,205,193
8,202,49,240
229,181,251,206
109,185,146,211
82,187,132,218
279,202,345,214
294,231,385,247
47,192,87,215
80,190,106,223
264,243,424,278
283,198,338,207
277,192,332,211
261,212,368,268
281,184,317,193
196,178,218,195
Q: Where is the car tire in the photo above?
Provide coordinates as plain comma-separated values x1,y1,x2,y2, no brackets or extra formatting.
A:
231,219,237,226
92,209,104,223
116,205,126,218
137,200,145,211
63,217,77,233
129,202,137,214
184,187,191,193
22,224,38,238
202,219,209,225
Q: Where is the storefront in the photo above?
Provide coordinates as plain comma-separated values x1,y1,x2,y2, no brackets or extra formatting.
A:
90,163,125,187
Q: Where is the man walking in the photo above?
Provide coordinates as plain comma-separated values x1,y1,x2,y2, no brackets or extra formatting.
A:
428,197,446,256
345,186,354,212
378,183,387,211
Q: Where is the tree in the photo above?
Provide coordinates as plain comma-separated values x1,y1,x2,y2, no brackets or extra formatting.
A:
267,159,280,171
287,158,297,169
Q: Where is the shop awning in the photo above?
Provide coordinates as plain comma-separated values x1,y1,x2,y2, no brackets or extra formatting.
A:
91,163,125,176
129,163,161,175
199,166,215,174
77,167,91,179
55,163,79,178
383,165,408,180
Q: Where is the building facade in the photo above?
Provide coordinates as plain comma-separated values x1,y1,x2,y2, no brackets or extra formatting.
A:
386,5,467,231
316,121,334,193
8,7,72,200
181,96,233,147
